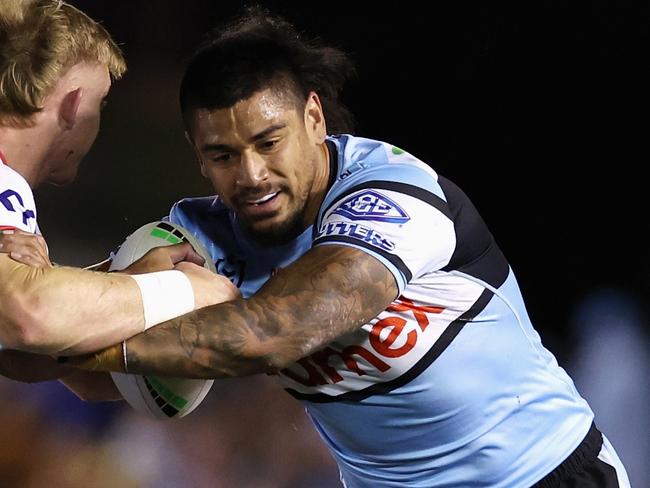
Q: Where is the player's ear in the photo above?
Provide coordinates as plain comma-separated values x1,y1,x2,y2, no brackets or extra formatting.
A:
304,91,326,143
185,131,207,178
60,88,83,130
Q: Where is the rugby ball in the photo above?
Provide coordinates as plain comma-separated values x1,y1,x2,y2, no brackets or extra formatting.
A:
109,220,215,419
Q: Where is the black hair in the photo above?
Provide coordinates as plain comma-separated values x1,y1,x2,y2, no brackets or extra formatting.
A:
179,5,356,134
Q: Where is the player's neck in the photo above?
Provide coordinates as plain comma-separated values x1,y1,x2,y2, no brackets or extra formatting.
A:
0,124,53,188
303,141,331,228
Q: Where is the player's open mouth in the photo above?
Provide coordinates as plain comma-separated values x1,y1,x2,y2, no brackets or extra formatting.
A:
247,192,279,205
240,191,283,218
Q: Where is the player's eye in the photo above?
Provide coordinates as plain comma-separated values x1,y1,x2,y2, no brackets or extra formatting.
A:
261,139,279,150
213,154,231,163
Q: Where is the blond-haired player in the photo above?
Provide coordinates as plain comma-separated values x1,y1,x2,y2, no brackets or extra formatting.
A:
0,0,237,387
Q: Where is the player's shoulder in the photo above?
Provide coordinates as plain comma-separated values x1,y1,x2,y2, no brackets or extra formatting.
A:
168,195,236,246
326,134,445,201
0,162,32,195
0,162,38,232
169,196,229,223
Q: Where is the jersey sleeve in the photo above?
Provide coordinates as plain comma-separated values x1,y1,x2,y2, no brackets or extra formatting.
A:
167,200,187,228
313,164,456,294
0,164,38,233
167,198,202,232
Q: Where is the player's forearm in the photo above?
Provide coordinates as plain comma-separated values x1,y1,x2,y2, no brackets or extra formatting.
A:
59,370,122,402
117,246,397,379
0,258,145,354
0,349,74,383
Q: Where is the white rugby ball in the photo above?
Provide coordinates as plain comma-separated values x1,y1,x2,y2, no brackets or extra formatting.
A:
109,220,215,419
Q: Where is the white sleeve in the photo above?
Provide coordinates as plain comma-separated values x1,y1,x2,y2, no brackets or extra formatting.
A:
314,184,455,294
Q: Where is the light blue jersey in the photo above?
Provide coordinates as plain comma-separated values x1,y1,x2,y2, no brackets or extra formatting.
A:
169,135,594,487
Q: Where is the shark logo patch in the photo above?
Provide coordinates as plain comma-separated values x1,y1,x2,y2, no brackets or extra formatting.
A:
332,190,410,224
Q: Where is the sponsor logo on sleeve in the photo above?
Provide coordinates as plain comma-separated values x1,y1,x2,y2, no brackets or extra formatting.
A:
0,189,35,225
316,221,396,252
332,190,410,224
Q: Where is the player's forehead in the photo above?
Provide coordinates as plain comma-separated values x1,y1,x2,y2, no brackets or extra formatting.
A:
190,88,301,145
60,61,111,96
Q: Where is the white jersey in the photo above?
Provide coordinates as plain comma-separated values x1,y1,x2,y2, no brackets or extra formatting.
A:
169,135,595,487
0,157,39,234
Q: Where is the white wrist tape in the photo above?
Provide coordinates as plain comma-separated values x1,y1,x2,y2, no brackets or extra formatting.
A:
130,270,195,330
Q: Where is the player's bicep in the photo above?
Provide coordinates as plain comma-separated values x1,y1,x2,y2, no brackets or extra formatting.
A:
254,244,398,342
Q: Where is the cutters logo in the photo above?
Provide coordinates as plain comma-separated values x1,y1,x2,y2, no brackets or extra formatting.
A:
332,190,410,224
0,190,35,225
317,221,395,252
281,297,445,389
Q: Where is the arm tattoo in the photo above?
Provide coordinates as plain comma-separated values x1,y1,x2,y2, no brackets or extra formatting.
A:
125,245,398,378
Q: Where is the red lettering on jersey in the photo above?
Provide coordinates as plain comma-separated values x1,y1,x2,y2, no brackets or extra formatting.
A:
387,296,444,331
312,348,344,383
370,316,417,358
342,345,390,375
282,297,446,391
312,345,390,383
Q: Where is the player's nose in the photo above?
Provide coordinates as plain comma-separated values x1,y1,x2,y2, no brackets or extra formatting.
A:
236,150,268,187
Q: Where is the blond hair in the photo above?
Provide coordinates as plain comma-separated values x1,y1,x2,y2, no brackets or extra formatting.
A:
0,0,126,126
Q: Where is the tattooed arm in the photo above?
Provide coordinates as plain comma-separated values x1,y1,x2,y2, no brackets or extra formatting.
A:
69,245,398,378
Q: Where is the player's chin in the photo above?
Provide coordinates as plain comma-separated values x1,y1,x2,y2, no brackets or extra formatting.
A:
243,216,304,246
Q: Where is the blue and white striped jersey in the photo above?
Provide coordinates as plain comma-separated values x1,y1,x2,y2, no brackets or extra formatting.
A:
169,134,594,487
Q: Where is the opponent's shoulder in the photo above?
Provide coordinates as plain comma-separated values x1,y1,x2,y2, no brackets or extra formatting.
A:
0,162,32,195
0,163,38,232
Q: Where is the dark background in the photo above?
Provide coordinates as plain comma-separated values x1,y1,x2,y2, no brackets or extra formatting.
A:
39,1,649,357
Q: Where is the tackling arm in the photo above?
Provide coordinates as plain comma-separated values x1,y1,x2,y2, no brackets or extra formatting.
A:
71,245,399,378
0,234,238,356
0,253,146,355
0,349,120,401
